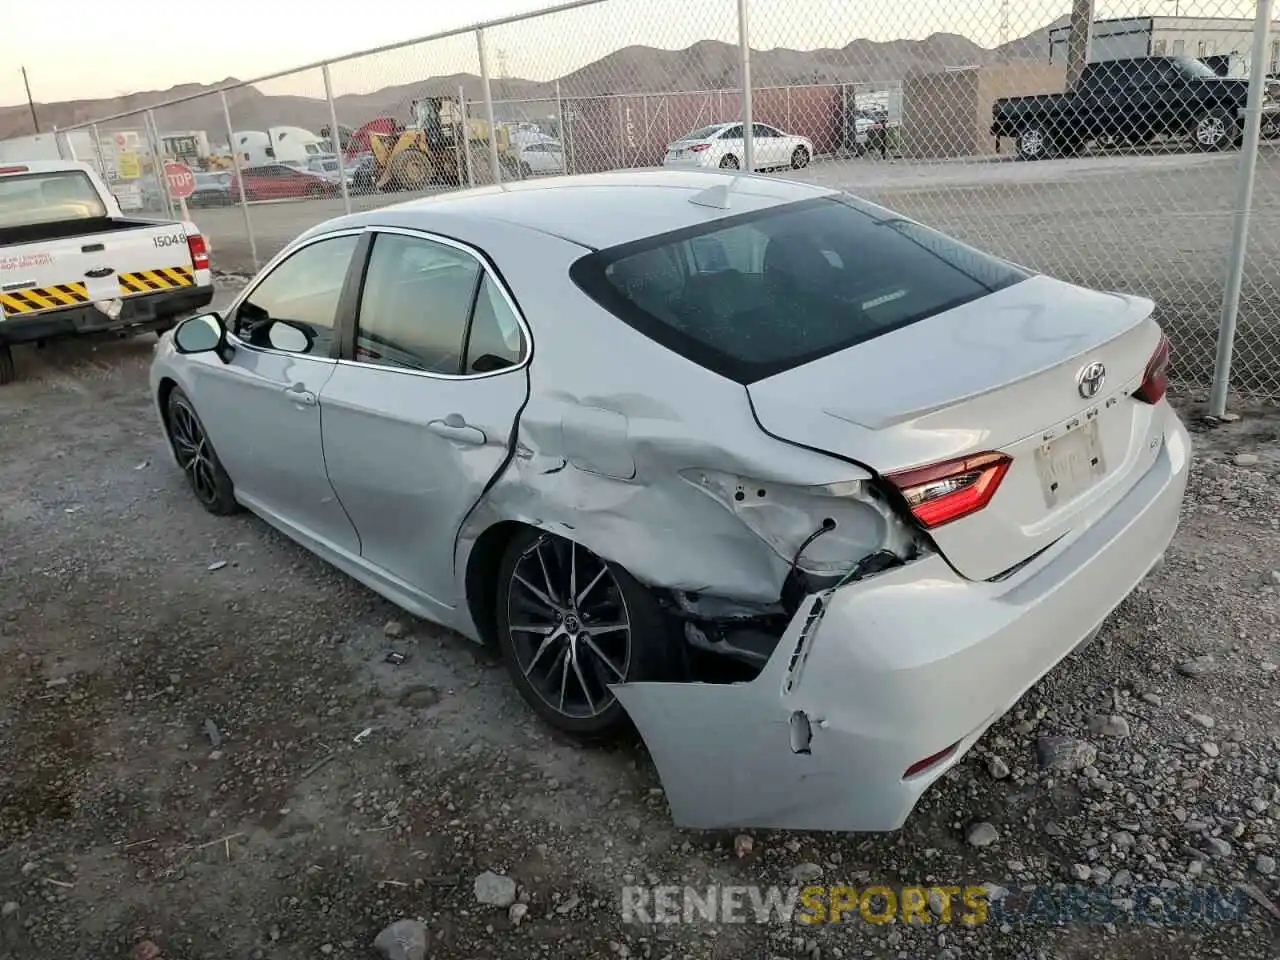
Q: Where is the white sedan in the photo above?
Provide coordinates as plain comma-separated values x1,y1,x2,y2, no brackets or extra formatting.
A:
517,140,565,177
149,169,1188,832
662,122,814,171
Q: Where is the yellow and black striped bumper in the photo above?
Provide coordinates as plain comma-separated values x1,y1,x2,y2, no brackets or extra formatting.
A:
117,266,196,295
0,266,196,315
0,283,91,314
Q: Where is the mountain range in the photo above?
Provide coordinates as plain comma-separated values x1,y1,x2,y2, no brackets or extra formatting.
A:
1,18,1064,141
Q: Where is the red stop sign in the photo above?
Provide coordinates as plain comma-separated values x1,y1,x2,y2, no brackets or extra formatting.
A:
163,160,196,200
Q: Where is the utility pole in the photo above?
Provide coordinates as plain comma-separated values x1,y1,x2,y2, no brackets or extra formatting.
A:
1064,0,1095,90
21,66,39,133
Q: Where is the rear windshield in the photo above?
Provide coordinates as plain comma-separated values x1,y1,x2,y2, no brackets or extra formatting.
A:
0,170,108,229
679,126,724,141
570,194,1029,383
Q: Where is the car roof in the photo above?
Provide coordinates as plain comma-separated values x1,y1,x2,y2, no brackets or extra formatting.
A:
334,169,839,250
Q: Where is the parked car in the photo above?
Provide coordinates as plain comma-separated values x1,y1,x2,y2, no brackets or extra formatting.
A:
306,154,361,191
189,171,233,207
662,122,813,171
229,164,341,202
149,170,1188,832
347,153,379,195
517,140,564,177
992,55,1280,160
0,160,212,384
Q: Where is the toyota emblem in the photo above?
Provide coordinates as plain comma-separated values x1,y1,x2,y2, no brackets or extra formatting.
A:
1077,361,1106,399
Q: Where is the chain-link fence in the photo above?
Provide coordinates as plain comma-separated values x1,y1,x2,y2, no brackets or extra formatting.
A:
51,0,1279,406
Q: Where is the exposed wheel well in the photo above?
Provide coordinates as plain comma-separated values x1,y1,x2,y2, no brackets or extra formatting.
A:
464,520,526,648
157,376,178,432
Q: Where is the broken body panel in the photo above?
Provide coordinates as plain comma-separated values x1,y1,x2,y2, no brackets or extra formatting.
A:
437,196,1189,832
614,406,1187,831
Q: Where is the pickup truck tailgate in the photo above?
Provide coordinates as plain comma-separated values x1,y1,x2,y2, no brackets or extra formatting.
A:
0,225,203,316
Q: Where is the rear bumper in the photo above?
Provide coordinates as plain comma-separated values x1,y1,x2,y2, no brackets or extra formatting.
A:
0,285,214,345
661,154,716,169
616,403,1190,832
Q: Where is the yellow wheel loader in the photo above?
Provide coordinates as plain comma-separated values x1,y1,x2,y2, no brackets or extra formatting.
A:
367,97,518,191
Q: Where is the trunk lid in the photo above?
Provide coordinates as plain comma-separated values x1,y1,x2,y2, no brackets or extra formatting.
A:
747,274,1166,581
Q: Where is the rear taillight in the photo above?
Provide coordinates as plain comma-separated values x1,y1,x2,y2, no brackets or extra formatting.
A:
1134,334,1170,405
0,165,30,174
690,143,712,152
187,233,210,271
886,452,1012,529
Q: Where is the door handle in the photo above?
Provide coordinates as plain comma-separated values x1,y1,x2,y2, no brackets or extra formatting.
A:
284,382,317,406
427,415,486,445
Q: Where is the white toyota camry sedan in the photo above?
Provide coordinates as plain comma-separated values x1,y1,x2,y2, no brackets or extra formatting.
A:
150,169,1189,832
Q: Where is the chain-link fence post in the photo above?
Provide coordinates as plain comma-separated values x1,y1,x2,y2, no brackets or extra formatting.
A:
1210,0,1275,416
737,0,754,172
90,123,108,179
145,109,174,220
322,62,352,215
476,27,502,183
459,85,476,187
555,79,566,172
220,90,259,272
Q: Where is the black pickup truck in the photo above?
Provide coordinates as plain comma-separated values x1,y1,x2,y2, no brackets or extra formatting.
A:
992,56,1280,160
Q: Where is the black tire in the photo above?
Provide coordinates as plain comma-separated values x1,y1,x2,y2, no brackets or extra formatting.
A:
1192,109,1238,152
719,154,740,169
1016,125,1052,161
305,183,324,198
165,386,239,516
0,344,13,386
791,146,810,169
496,527,674,741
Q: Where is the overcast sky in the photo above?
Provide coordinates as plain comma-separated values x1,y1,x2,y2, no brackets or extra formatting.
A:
0,0,1258,108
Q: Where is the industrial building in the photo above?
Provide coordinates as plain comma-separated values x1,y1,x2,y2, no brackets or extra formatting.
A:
1048,16,1280,72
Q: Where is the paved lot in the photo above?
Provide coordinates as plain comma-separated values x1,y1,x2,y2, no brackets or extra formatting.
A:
0,283,1278,959
194,147,1280,393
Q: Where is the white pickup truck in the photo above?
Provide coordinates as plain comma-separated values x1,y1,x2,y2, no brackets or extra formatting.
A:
0,159,213,384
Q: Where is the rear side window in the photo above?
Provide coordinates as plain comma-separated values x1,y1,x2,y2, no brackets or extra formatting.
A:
570,195,1028,383
0,171,107,228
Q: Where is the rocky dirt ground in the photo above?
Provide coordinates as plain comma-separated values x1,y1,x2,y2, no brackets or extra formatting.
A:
1,296,1278,959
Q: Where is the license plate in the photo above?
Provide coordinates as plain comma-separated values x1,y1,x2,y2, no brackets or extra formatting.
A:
1035,420,1107,508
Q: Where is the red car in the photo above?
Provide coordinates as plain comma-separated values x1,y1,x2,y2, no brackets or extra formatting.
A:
229,163,340,202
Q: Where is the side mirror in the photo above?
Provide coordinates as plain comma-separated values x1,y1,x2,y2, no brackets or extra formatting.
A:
265,319,313,354
173,312,232,363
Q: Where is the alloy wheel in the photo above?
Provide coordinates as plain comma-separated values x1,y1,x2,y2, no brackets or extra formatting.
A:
1020,128,1045,158
1196,116,1226,147
505,535,632,720
169,399,220,506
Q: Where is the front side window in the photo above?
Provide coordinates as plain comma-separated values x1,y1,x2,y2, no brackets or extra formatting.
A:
355,233,482,374
571,195,1028,384
233,234,359,355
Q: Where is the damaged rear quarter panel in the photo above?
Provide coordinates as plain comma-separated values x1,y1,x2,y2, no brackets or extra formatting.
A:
454,230,910,603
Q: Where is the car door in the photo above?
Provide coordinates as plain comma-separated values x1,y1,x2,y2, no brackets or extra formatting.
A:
750,123,775,166
183,231,365,556
546,142,565,173
318,228,531,607
719,124,745,167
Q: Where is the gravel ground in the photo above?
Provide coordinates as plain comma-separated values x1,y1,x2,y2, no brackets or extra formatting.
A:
1,286,1279,959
